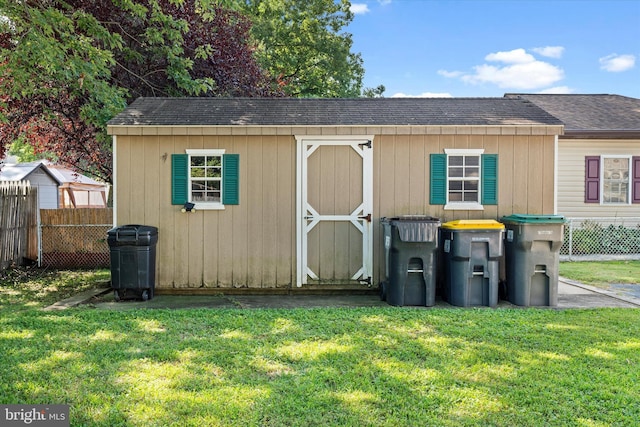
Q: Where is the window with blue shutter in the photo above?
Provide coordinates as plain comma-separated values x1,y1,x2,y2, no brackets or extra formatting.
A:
171,150,240,208
430,150,498,208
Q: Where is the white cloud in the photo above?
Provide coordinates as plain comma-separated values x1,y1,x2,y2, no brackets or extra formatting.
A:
440,48,564,90
532,46,565,59
537,86,574,94
437,70,464,78
378,0,392,5
350,3,370,14
485,48,535,64
599,54,636,72
392,92,453,98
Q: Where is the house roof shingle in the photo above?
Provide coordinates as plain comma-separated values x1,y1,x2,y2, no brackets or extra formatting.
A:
107,97,563,128
505,94,640,135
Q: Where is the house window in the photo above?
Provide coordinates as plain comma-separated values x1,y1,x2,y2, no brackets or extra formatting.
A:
585,155,640,204
602,157,629,204
448,153,480,203
172,150,240,209
430,149,498,209
190,152,223,203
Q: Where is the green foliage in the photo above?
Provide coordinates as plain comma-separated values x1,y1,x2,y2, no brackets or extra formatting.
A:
8,137,38,163
362,84,386,98
563,220,640,255
238,0,365,97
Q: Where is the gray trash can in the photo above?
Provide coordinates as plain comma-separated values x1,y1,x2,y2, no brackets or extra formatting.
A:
501,214,565,306
107,225,158,301
440,220,504,307
380,216,440,306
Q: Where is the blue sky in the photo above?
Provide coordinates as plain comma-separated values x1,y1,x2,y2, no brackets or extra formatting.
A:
347,0,640,98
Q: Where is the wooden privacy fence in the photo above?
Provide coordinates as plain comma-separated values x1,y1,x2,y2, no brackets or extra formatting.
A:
40,208,113,268
0,182,38,270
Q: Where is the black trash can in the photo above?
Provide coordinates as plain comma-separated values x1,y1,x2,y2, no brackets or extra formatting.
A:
440,220,504,307
107,225,158,301
380,216,441,306
501,214,565,306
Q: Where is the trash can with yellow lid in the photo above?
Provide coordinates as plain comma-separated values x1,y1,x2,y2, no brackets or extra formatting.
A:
440,220,504,307
501,214,565,306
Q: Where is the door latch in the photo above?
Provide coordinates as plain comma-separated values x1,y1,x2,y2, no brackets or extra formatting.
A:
358,213,372,222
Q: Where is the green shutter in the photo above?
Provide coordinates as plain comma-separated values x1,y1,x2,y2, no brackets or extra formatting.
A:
481,154,498,205
171,154,188,205
430,154,447,205
222,153,239,205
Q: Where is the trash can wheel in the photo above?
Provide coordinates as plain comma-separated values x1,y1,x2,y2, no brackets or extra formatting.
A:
114,289,122,302
141,289,150,301
379,281,388,301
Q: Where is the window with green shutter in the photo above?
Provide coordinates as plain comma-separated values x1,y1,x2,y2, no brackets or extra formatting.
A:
430,150,498,209
172,150,239,209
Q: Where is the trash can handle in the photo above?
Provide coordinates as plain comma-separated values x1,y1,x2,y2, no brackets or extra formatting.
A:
115,226,139,242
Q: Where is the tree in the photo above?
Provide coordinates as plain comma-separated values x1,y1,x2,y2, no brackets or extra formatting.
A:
0,0,278,182
236,0,365,97
362,84,386,98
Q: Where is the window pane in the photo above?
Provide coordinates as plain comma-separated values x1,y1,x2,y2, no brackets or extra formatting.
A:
449,167,464,177
465,181,478,191
207,168,222,178
449,156,463,166
191,168,205,178
450,181,463,191
449,193,462,202
464,192,479,202
191,157,205,167
206,157,221,167
466,156,479,166
192,181,205,191
465,167,479,178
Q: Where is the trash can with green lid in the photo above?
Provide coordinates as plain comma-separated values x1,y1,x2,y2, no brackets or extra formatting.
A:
501,214,565,306
107,225,158,301
440,220,504,307
380,216,441,306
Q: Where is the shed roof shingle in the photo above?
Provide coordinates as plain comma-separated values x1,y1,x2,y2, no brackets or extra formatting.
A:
107,97,563,127
505,94,640,132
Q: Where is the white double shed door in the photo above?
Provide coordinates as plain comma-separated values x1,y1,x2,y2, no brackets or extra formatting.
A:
296,136,374,287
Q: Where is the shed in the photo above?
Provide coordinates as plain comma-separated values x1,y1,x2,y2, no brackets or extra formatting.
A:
107,97,563,292
0,161,60,209
505,94,640,219
0,161,110,209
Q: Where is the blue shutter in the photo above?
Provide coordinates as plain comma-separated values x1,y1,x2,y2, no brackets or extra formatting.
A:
430,154,447,205
222,154,239,205
171,154,188,205
481,154,498,205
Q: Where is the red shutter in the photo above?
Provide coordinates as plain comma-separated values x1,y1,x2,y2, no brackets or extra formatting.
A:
584,156,600,203
633,156,640,204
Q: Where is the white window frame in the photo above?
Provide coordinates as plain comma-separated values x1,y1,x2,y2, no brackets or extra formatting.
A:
186,149,225,210
600,155,632,205
444,149,484,211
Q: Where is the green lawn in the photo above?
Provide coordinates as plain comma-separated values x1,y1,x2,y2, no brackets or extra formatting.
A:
559,260,640,287
1,267,639,426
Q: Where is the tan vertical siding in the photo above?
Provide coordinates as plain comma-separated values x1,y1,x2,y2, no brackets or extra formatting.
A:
558,139,640,218
115,126,558,289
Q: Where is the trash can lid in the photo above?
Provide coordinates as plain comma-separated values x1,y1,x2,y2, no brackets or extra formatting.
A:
501,214,566,224
441,219,505,230
381,215,440,223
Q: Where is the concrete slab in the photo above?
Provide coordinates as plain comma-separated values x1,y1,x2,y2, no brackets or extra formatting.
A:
56,279,640,311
